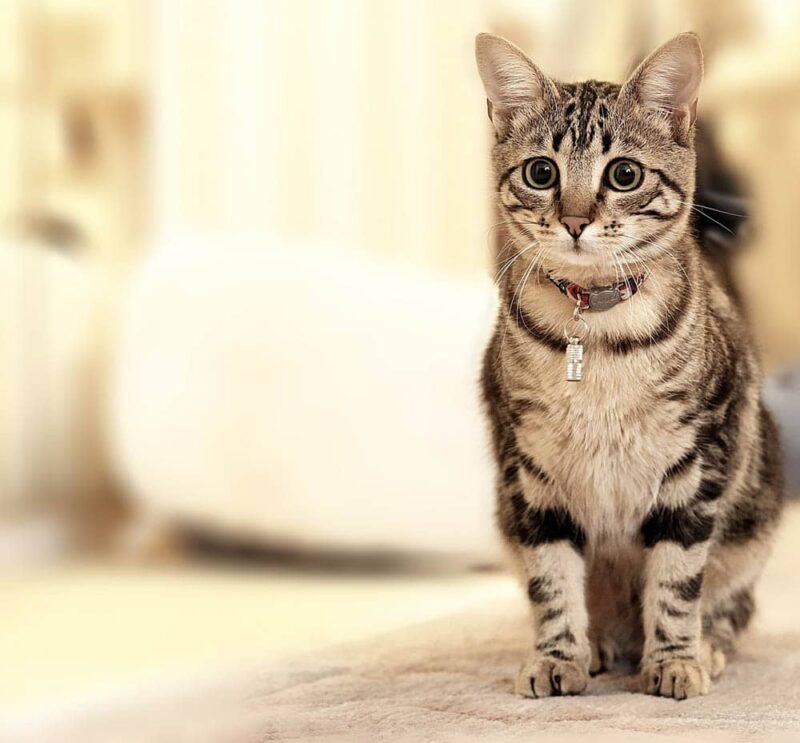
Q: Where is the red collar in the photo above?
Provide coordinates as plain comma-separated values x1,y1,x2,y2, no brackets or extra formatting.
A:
546,273,648,311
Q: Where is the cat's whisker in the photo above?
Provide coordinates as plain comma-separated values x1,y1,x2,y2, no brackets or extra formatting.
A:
614,232,692,285
494,234,520,263
498,243,547,371
615,249,656,324
672,199,737,235
692,201,749,219
613,236,674,335
494,241,538,285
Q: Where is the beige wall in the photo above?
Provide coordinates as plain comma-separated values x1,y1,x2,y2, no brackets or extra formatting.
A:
154,0,491,277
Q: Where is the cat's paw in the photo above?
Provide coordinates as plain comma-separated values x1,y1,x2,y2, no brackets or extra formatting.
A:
515,654,589,698
642,658,710,700
700,639,727,679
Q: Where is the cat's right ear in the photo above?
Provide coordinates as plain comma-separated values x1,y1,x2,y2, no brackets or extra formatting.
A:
619,33,703,143
475,33,557,132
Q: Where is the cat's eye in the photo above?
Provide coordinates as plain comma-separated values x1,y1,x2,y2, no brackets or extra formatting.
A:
606,160,643,191
522,158,558,189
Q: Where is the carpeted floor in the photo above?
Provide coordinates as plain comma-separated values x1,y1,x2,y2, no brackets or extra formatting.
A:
24,587,800,742
15,508,800,742
254,601,800,742
252,511,800,742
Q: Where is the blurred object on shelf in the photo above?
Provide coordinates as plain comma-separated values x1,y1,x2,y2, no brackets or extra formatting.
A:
0,0,148,266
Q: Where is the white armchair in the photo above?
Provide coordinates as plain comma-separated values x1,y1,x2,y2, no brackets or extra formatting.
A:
110,238,502,560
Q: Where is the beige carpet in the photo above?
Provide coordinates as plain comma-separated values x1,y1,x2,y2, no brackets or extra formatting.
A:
15,510,800,742
253,602,800,742
252,513,800,742
22,597,800,743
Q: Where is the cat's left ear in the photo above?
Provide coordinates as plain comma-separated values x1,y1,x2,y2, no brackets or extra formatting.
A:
620,32,704,141
475,33,558,133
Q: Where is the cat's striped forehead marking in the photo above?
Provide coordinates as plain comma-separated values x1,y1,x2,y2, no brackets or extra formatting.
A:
551,81,621,157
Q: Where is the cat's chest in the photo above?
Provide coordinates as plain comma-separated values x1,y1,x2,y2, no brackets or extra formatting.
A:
512,350,694,540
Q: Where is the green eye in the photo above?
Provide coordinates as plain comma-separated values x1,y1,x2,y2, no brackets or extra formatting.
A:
522,158,558,189
606,159,643,191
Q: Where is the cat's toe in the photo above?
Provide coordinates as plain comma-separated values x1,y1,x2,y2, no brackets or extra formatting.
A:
700,639,727,679
515,655,588,698
642,658,710,700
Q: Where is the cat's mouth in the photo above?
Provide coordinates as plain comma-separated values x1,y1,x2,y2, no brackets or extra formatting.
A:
551,236,608,267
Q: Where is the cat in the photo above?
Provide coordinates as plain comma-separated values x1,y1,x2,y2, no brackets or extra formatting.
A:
475,32,784,700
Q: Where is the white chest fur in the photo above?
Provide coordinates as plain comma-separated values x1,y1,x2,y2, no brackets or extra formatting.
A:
512,343,694,546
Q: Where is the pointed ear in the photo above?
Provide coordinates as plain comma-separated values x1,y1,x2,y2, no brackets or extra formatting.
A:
475,33,557,131
620,32,704,140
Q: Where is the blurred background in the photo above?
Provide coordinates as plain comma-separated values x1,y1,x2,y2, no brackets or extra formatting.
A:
2,0,799,737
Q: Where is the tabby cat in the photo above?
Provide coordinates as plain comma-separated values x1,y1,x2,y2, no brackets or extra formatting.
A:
476,32,783,699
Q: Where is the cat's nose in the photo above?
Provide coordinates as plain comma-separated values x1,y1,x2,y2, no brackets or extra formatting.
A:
560,215,592,239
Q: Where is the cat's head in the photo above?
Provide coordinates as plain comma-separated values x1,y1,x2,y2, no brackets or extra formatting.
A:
476,33,703,273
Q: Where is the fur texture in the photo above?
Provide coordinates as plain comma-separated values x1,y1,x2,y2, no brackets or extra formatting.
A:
476,32,784,700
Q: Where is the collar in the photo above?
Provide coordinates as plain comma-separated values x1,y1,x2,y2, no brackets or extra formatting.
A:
546,272,648,311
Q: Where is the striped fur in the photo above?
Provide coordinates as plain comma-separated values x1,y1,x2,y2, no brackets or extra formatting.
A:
476,33,784,700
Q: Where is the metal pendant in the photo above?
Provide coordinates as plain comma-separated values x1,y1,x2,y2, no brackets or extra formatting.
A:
566,338,584,382
588,285,621,310
563,301,589,383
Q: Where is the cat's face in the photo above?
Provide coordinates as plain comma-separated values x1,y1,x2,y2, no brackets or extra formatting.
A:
476,33,703,274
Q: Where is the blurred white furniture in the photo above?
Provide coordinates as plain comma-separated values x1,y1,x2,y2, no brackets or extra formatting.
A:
110,238,502,560
0,238,107,561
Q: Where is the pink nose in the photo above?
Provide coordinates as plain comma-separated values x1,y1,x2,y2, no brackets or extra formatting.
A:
561,215,592,238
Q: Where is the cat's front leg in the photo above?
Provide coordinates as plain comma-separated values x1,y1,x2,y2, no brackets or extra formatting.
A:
639,452,719,699
502,462,591,698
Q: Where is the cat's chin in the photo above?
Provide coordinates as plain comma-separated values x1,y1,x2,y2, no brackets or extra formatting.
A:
545,245,616,276
540,254,626,288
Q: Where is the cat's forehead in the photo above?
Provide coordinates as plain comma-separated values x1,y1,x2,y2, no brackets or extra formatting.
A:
548,81,623,159
503,79,658,161
553,82,619,142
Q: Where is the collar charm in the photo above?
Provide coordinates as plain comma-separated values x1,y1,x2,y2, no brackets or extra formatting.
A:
549,272,648,383
564,302,588,382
